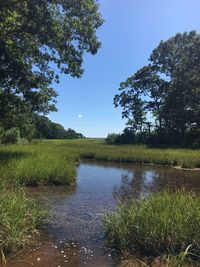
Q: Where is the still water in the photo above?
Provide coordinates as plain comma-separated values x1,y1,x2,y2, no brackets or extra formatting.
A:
7,161,200,267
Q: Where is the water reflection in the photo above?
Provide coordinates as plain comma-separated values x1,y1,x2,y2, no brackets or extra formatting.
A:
7,161,200,267
113,164,200,203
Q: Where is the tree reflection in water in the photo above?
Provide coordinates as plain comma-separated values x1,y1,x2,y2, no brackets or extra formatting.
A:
113,166,200,204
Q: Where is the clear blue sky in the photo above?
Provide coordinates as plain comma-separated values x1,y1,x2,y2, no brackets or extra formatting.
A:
49,0,200,138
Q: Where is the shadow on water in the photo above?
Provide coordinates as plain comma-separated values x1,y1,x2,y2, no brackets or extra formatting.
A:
7,160,200,267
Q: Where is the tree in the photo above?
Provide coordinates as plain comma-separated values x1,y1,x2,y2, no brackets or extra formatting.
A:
34,115,84,139
114,31,200,146
0,0,103,132
65,128,84,139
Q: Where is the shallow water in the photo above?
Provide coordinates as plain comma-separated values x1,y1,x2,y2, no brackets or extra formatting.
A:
7,161,200,267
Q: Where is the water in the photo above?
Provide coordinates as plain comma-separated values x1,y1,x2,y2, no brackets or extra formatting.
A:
7,161,200,267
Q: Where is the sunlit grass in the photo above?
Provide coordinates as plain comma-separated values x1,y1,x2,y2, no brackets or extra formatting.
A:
103,190,200,265
0,142,76,186
0,139,199,187
0,188,47,257
0,139,199,260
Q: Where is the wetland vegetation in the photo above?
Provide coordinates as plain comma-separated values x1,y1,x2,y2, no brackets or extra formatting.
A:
1,1,200,266
0,138,200,188
1,139,200,265
0,188,47,259
104,190,200,265
3,160,200,267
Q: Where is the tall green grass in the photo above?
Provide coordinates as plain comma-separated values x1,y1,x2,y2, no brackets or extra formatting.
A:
0,139,199,260
104,190,200,264
0,142,76,186
60,139,200,169
0,188,47,257
0,139,199,187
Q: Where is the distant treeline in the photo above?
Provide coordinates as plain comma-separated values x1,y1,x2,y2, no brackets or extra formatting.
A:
0,115,84,144
106,127,200,148
34,115,85,140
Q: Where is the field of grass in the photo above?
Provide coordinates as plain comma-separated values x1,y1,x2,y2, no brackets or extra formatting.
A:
103,190,200,265
0,139,200,260
0,139,200,188
0,140,77,187
70,139,200,169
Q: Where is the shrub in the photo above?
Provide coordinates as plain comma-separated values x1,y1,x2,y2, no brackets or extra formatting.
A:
18,138,29,145
2,128,20,144
106,129,146,145
0,127,4,144
105,133,120,144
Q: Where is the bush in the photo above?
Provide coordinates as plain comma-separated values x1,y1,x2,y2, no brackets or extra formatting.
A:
104,190,200,262
105,133,120,144
2,128,20,144
18,138,29,145
0,127,4,143
106,129,147,145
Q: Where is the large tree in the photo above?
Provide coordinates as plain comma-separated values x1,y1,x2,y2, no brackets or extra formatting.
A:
114,31,200,145
0,0,103,132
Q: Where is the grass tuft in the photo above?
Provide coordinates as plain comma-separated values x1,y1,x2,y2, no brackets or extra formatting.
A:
104,190,200,264
0,188,47,256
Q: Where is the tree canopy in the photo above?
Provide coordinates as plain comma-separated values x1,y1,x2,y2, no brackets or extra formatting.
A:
34,115,84,139
114,31,200,146
0,0,103,137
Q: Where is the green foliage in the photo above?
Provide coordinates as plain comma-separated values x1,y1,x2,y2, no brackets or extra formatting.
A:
104,190,200,263
0,0,103,137
1,128,20,144
0,91,36,141
0,127,4,143
0,188,47,255
106,133,121,144
114,31,200,147
34,115,85,139
0,0,103,97
106,128,146,145
65,128,85,139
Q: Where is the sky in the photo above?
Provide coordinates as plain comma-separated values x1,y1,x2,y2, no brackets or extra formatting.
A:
49,0,200,138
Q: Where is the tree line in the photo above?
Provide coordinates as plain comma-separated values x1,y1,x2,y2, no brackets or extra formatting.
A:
0,115,84,144
111,31,200,147
34,115,84,140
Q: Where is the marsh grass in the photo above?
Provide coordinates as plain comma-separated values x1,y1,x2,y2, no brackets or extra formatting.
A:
103,190,200,265
0,142,76,186
62,139,200,169
0,188,47,257
168,244,200,267
0,139,200,260
0,139,199,188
